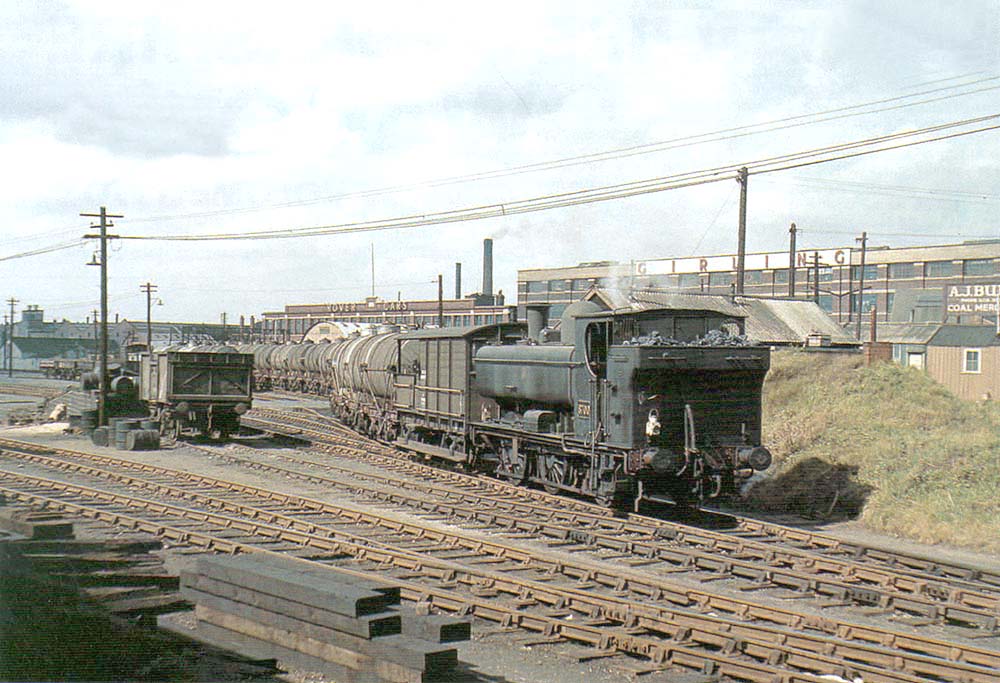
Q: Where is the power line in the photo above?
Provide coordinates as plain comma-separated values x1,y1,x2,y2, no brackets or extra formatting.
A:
126,75,1000,225
120,114,1000,243
759,176,1000,202
0,239,85,263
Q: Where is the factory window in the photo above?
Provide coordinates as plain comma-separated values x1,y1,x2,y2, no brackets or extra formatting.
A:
709,272,733,286
572,278,593,291
854,293,878,314
964,259,995,277
888,262,915,279
643,274,671,290
886,293,894,313
526,281,548,293
549,304,567,318
517,282,528,293
774,270,788,284
678,273,700,288
744,270,764,285
818,266,834,282
549,279,570,292
851,265,879,281
924,261,954,277
963,348,981,373
818,295,833,312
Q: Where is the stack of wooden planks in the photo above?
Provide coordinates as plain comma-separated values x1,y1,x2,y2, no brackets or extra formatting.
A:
168,554,470,683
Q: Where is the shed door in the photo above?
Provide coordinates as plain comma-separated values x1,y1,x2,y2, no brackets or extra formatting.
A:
906,352,925,369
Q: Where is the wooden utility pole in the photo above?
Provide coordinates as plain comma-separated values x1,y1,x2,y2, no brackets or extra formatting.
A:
735,167,748,295
787,222,797,297
855,231,868,340
140,282,158,352
812,252,821,304
82,206,123,427
91,309,99,358
2,314,8,377
5,298,16,377
437,274,444,327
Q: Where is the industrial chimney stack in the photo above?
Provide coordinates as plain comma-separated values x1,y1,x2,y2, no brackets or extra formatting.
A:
455,262,462,299
482,238,493,299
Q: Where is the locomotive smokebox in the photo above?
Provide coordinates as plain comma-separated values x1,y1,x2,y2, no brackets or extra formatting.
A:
482,238,493,297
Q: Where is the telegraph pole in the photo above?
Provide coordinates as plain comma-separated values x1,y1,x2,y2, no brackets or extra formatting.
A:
91,309,99,357
735,167,748,295
812,252,821,304
787,222,797,297
82,206,123,427
6,298,17,377
437,274,444,327
2,314,8,377
140,282,158,352
855,231,868,340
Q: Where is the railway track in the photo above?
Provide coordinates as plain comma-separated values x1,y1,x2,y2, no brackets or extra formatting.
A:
0,438,998,682
242,408,1000,607
0,381,65,399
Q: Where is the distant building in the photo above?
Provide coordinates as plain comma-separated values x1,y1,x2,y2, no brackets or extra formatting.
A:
518,240,1000,336
0,305,234,372
877,323,1000,401
260,294,515,342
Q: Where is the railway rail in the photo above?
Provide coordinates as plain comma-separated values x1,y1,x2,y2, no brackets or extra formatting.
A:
0,438,998,682
0,382,65,400
242,408,1000,606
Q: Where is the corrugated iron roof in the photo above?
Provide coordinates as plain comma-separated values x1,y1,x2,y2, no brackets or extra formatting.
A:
874,323,941,344
736,299,857,345
584,289,746,317
929,325,1000,347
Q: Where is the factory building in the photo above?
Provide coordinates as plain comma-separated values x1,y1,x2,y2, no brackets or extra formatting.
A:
259,238,516,342
259,294,514,342
517,239,1000,334
0,305,232,373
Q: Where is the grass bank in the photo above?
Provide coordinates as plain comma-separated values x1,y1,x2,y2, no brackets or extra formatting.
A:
743,349,1000,553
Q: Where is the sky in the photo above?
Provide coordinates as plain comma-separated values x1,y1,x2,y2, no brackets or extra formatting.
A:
2,1,999,324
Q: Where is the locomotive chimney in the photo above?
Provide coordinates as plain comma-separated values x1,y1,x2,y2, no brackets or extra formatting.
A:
482,238,493,298
526,305,549,342
455,262,462,299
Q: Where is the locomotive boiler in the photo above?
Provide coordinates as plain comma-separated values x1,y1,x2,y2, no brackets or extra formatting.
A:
241,291,772,508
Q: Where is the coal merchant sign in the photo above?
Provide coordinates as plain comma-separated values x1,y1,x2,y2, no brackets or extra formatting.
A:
946,283,1000,314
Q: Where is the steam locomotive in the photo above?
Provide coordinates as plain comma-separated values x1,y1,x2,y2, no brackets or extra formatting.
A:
239,291,771,508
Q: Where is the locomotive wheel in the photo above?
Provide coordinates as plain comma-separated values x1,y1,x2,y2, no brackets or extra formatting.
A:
498,446,528,484
541,457,566,495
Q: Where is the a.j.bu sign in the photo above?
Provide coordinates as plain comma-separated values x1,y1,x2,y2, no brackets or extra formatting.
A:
946,284,1000,314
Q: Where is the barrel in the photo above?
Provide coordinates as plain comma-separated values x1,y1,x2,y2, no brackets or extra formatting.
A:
79,410,98,432
91,427,110,447
125,429,160,451
114,419,141,448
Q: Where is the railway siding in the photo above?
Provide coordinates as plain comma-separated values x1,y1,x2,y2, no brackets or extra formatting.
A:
1,437,999,682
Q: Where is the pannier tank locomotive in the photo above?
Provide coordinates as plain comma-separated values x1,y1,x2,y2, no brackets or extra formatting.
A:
240,291,771,508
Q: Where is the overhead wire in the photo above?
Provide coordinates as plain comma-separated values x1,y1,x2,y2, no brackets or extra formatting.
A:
0,239,86,263
119,113,1000,243
127,74,1000,224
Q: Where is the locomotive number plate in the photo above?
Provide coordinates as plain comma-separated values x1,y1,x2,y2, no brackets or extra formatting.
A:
576,400,591,418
